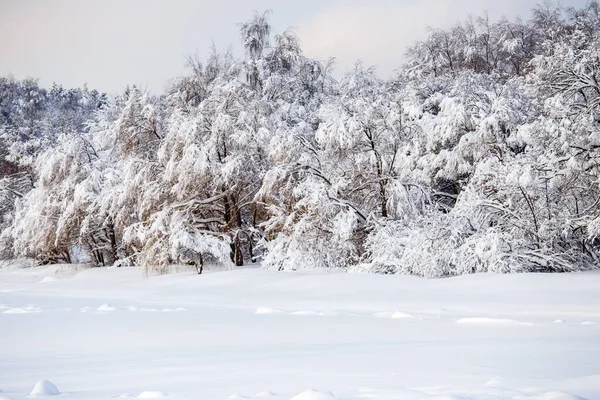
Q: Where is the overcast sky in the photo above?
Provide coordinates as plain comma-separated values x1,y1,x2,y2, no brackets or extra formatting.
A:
0,0,589,93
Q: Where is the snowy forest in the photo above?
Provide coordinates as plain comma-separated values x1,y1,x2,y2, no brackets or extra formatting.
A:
1,2,599,277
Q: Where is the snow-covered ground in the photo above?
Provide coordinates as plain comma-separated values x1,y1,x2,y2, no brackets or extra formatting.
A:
1,265,600,400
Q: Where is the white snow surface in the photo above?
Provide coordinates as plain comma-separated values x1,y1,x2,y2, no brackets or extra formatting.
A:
289,389,337,400
137,391,168,399
1,265,600,400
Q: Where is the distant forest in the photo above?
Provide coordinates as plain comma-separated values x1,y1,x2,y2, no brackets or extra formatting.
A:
1,2,599,277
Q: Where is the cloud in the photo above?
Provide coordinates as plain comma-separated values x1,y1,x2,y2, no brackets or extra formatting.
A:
295,0,582,77
0,0,590,91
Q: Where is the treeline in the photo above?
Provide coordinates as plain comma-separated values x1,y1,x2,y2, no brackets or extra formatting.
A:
1,2,599,277
0,79,106,262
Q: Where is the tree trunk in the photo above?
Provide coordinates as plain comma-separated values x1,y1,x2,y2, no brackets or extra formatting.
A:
196,253,204,275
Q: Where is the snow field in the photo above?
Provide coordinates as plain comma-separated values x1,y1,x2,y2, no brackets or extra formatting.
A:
1,266,600,400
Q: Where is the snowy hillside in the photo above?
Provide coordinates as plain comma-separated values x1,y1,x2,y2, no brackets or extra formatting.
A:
1,265,600,400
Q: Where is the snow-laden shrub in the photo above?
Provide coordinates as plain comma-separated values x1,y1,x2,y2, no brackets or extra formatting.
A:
124,208,233,275
357,212,470,278
360,152,599,277
262,175,362,271
358,212,581,278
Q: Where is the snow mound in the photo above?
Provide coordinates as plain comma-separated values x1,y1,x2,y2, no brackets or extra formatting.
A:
0,396,13,400
455,317,533,326
2,307,30,314
391,311,420,319
581,321,599,326
80,307,92,313
553,320,566,324
289,389,336,400
255,307,284,315
2,306,41,314
373,311,420,319
38,276,58,283
290,310,320,316
137,391,167,399
97,303,118,312
254,391,277,397
228,394,249,399
30,379,60,396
